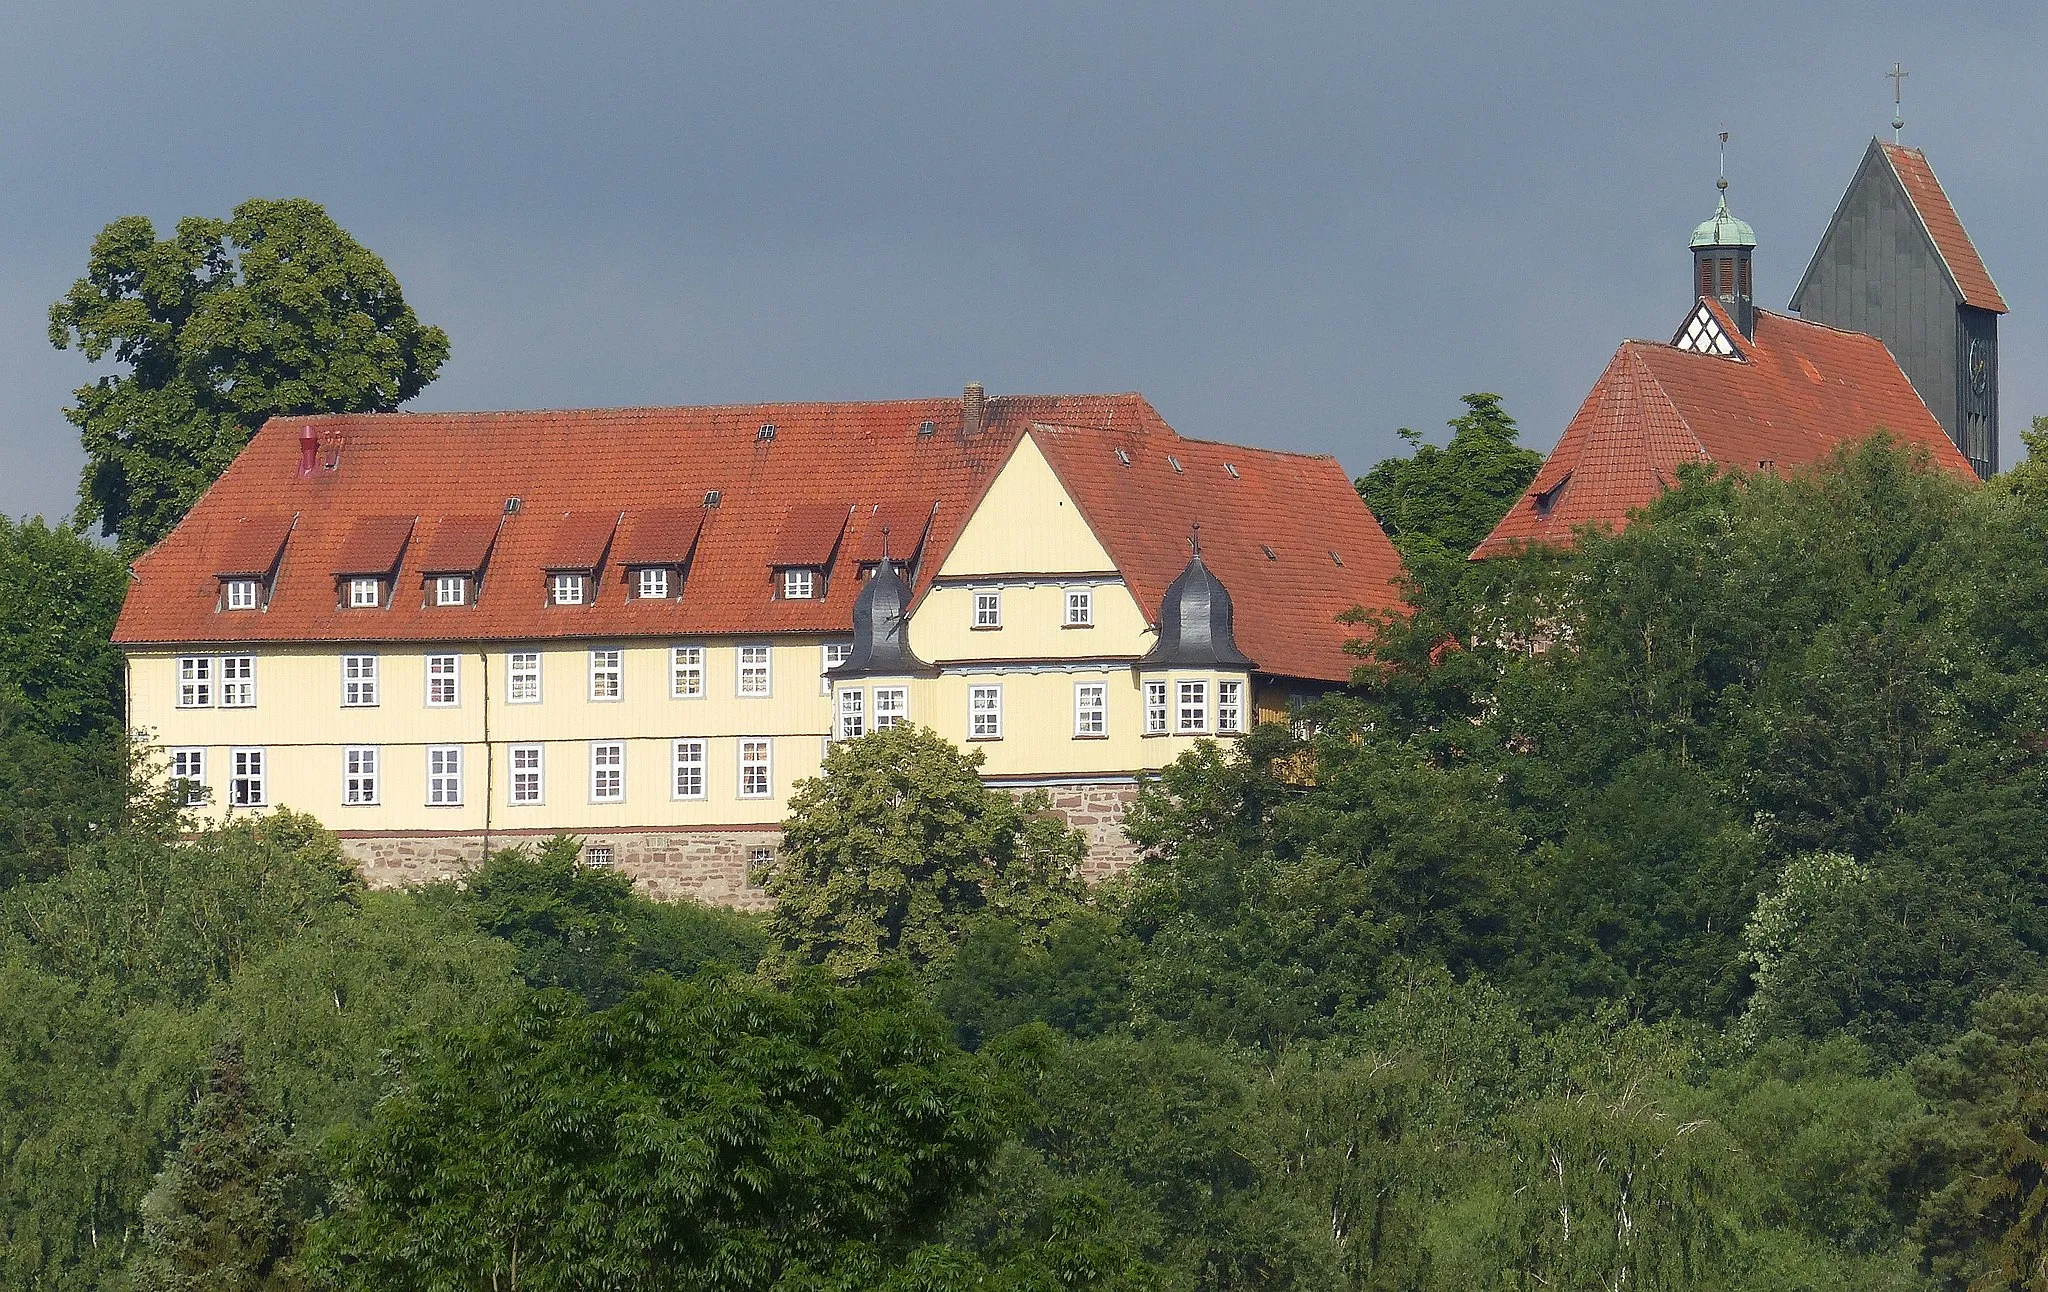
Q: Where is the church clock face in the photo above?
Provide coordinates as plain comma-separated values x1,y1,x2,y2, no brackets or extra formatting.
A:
1969,339,1991,401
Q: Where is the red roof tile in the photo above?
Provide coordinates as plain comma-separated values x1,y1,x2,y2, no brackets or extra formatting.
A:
767,503,851,567
1028,425,1405,682
331,515,415,576
211,514,296,578
538,511,619,571
1881,142,2007,314
414,516,501,575
613,508,703,567
849,502,935,563
1473,303,1975,559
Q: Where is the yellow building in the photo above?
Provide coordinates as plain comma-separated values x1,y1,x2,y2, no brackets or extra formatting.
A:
116,388,1404,902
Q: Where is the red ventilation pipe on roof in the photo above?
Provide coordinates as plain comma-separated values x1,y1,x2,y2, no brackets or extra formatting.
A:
298,425,317,477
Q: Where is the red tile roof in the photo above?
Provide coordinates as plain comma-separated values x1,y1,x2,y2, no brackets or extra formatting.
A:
1881,142,2007,314
612,508,703,568
331,516,415,576
767,503,851,567
1029,425,1405,682
1472,303,1975,559
115,394,1404,682
211,514,295,578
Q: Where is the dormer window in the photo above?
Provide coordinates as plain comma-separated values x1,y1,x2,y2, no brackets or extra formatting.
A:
636,567,671,599
224,579,261,611
348,577,383,609
550,573,588,606
782,569,817,600
434,575,469,607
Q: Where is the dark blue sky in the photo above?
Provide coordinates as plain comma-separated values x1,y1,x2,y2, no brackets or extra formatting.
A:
3,1,2041,525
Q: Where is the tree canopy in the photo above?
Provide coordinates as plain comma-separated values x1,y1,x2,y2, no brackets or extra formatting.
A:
1355,392,1542,564
49,199,449,552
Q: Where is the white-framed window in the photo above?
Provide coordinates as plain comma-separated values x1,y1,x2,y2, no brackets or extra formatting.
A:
584,844,614,868
1074,682,1107,737
1144,680,1170,735
972,589,1002,629
510,745,543,804
589,648,623,701
343,747,380,805
550,572,586,606
508,652,541,704
342,654,379,707
749,845,774,869
837,688,865,740
782,569,816,600
822,642,853,694
169,748,207,806
590,741,625,802
177,657,214,708
739,739,773,798
224,579,260,611
672,739,707,800
1217,680,1244,734
874,686,908,730
435,576,468,606
348,577,382,609
636,567,670,599
969,685,1003,740
219,656,256,708
671,645,705,698
426,654,460,707
229,748,266,807
427,746,463,805
1177,680,1209,733
738,644,771,697
1065,588,1094,627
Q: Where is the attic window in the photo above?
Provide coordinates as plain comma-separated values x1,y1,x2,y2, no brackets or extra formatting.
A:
435,575,469,606
781,569,819,600
757,423,777,442
1115,448,1131,466
347,577,384,609
1532,473,1572,520
550,573,588,606
1260,545,1277,561
1167,455,1183,473
504,497,522,514
636,567,672,599
1224,463,1240,479
1674,302,1737,358
918,420,936,436
1329,550,1344,567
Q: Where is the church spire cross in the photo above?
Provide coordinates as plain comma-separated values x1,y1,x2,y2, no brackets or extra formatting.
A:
1889,62,1908,141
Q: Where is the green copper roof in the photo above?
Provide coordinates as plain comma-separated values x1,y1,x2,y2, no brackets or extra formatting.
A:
1691,194,1757,248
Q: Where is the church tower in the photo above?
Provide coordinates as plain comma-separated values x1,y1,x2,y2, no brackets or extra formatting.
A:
1791,137,2007,477
1691,162,1758,339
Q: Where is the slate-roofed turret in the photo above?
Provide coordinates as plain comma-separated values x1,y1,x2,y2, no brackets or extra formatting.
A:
1141,545,1255,670
831,555,936,679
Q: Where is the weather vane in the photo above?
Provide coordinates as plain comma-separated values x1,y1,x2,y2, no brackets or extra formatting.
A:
1717,130,1729,193
1889,62,1908,142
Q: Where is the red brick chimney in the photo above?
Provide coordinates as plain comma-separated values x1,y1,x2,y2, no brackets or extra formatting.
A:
298,425,318,476
961,382,986,440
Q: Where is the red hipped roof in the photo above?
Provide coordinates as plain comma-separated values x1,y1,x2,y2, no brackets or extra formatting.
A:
116,393,1405,683
1472,303,1975,559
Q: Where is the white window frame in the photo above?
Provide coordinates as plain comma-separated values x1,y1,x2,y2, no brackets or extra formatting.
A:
550,572,586,606
169,748,207,806
1074,682,1108,737
224,579,260,611
435,575,468,607
177,657,214,709
342,654,379,707
670,645,705,699
588,647,623,701
972,588,1002,629
348,577,382,609
589,741,625,803
837,687,865,741
1144,680,1170,735
873,686,908,731
1177,679,1209,734
969,684,1003,740
509,744,544,805
218,656,256,708
782,568,816,600
343,746,380,805
229,747,266,807
636,567,670,599
738,739,773,799
507,652,541,704
671,738,707,800
1217,679,1245,734
738,644,772,697
821,642,853,695
427,746,463,806
1065,587,1094,627
426,654,461,707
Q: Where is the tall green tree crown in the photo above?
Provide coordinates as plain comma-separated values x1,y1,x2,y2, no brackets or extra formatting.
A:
1355,392,1542,563
49,198,450,553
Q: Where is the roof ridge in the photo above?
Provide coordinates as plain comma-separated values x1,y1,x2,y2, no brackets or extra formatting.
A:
276,392,1153,423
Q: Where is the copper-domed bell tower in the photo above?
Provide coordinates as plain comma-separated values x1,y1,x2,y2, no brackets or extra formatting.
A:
1691,132,1758,339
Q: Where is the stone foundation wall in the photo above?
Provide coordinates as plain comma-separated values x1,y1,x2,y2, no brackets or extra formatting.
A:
338,780,1142,908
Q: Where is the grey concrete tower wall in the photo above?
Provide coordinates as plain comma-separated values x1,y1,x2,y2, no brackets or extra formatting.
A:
1793,142,1993,475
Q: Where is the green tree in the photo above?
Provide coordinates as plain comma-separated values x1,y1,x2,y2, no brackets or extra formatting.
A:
758,725,1085,981
307,969,1019,1292
1355,393,1543,563
49,199,450,551
132,1039,307,1292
